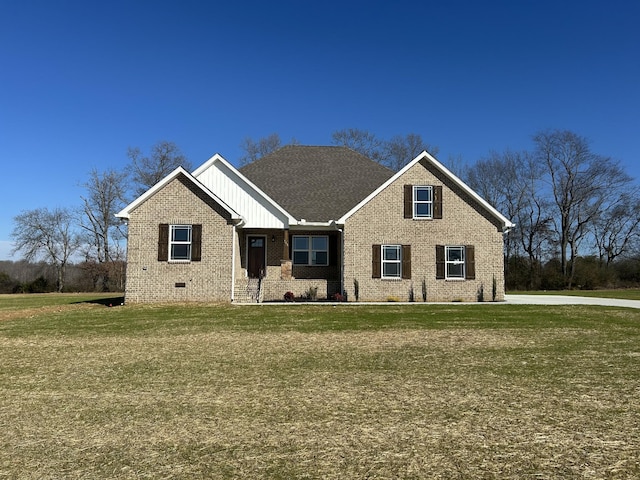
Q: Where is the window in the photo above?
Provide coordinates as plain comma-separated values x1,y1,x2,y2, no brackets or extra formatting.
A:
382,245,401,278
413,186,433,218
404,185,443,219
158,224,202,262
436,245,475,280
372,244,411,279
446,246,465,279
170,225,192,261
292,235,328,266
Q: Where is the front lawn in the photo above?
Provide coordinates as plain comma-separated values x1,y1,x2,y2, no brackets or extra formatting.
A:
1,296,639,478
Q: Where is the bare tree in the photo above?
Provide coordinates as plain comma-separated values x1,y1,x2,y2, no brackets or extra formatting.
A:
534,129,632,287
11,208,80,292
128,141,191,196
592,189,640,267
331,128,384,163
80,168,128,290
239,133,282,166
383,133,439,171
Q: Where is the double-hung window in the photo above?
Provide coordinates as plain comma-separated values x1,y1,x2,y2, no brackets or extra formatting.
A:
446,245,465,279
170,225,192,261
292,235,328,266
405,185,442,219
382,245,402,279
413,185,433,219
372,244,411,279
158,224,202,262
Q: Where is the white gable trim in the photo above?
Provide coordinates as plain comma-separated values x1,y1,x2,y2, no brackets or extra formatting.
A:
338,151,515,230
115,166,242,222
193,154,297,227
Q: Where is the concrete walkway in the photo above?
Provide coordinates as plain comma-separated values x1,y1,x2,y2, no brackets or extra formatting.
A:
505,294,640,309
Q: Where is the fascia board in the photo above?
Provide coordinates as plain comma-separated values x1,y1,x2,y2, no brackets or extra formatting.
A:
193,153,297,224
338,151,515,229
421,151,516,229
116,166,189,219
115,166,242,222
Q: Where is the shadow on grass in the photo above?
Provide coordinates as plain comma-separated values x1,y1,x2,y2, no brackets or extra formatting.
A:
73,296,125,307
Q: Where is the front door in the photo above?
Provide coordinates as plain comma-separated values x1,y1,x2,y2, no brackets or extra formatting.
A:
247,236,266,278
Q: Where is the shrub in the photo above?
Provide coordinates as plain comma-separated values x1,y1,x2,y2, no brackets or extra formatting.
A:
492,275,497,301
283,291,295,302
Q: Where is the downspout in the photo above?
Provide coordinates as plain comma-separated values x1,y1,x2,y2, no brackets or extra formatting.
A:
231,224,236,302
338,227,344,299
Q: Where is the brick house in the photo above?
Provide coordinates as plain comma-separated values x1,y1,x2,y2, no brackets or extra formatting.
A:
116,145,514,303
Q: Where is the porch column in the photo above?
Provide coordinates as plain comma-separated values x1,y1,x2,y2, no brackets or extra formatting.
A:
281,229,292,280
282,229,290,260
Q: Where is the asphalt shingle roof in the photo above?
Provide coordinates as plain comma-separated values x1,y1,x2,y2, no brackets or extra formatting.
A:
239,145,394,222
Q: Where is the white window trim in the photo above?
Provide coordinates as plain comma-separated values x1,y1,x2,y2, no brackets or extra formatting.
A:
413,185,433,219
382,244,402,279
292,235,329,266
445,245,465,280
170,224,192,262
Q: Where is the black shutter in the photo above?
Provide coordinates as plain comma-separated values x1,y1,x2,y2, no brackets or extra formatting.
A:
404,185,413,218
372,244,381,278
435,245,445,279
401,245,411,279
158,224,169,261
329,234,338,266
433,185,443,219
191,224,202,262
465,245,475,280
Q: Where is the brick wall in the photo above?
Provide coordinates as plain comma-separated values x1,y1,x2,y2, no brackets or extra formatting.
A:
343,158,507,302
125,174,235,303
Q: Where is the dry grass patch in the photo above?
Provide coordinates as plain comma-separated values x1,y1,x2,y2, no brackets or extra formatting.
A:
1,303,639,478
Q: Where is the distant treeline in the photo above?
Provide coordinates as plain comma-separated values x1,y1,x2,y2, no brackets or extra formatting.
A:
505,254,640,291
2,255,640,295
0,260,125,294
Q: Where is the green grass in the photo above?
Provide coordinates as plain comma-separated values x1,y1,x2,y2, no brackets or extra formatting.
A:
1,295,640,478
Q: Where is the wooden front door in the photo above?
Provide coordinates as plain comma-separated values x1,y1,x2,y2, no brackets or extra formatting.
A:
247,236,266,278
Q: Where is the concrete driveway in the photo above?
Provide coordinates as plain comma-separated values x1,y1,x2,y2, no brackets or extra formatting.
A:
505,294,640,309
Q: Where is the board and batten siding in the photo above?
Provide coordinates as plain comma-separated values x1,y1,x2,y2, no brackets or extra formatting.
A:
194,157,290,229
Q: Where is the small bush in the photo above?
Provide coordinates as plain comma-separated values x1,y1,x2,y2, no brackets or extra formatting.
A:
283,291,295,302
492,275,497,301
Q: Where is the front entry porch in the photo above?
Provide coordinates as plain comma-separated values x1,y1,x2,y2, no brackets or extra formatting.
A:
234,228,342,302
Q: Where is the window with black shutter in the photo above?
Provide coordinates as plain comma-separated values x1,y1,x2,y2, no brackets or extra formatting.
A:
158,224,202,262
436,245,475,280
405,184,443,219
372,244,411,279
158,224,169,261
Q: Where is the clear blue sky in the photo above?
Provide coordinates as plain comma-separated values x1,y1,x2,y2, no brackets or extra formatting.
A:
1,0,639,260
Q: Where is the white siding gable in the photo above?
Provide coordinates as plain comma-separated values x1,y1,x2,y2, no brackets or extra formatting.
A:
193,154,294,229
